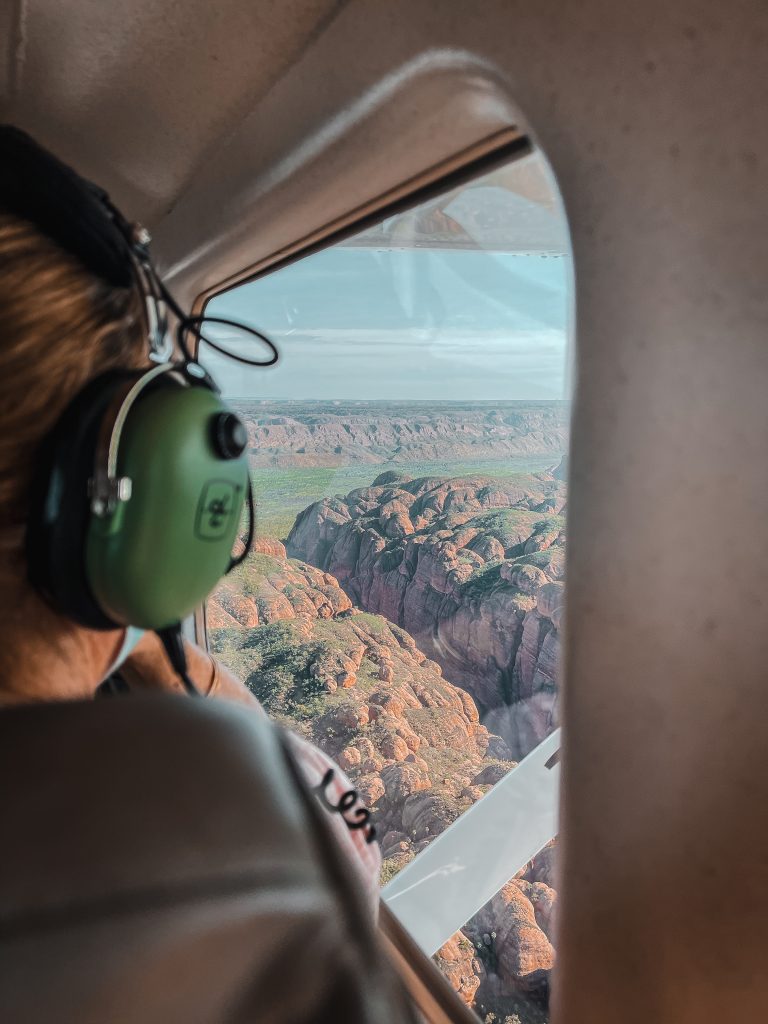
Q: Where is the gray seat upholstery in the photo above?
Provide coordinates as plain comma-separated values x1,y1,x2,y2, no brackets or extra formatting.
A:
0,695,415,1023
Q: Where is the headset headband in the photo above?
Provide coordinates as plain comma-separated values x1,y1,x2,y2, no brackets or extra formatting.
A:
0,126,133,287
0,125,175,362
89,364,177,517
0,124,279,369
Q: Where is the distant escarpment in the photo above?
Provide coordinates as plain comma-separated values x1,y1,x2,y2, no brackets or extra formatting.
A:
232,400,568,468
208,547,556,1015
286,473,565,758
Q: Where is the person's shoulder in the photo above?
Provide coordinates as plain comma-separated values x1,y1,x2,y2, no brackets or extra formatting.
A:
286,731,382,912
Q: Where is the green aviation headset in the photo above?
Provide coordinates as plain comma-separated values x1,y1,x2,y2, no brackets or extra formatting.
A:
1,126,278,680
26,360,252,632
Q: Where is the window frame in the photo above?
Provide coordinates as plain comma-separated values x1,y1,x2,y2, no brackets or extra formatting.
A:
191,134,568,971
191,129,533,649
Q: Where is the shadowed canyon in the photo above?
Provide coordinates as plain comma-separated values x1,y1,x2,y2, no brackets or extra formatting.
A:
210,402,567,1022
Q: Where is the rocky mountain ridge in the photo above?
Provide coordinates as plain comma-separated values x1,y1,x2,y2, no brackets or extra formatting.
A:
286,471,566,758
208,540,556,1018
209,541,513,841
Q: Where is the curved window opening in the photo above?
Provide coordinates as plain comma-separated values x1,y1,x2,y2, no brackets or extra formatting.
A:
203,142,573,1023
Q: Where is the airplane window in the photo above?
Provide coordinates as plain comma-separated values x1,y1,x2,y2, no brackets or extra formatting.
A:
203,147,572,1023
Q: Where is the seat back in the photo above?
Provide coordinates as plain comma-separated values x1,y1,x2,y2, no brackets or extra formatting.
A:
0,695,416,1024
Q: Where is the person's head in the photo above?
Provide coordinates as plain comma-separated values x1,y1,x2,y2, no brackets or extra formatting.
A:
0,213,147,585
0,129,255,702
0,202,148,700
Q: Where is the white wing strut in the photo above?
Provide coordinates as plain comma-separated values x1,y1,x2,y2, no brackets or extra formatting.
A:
382,728,561,956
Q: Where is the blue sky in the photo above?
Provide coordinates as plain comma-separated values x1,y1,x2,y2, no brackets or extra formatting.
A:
203,152,573,402
204,248,572,401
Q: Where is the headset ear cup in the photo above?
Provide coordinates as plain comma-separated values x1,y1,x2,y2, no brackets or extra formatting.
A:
85,383,249,629
26,371,141,629
27,367,248,632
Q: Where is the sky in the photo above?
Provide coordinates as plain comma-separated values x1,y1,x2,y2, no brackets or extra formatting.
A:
203,157,573,402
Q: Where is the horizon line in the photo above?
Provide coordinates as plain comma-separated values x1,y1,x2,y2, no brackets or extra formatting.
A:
226,396,571,404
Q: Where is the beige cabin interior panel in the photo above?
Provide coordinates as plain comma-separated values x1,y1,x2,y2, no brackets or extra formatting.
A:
3,1,768,1020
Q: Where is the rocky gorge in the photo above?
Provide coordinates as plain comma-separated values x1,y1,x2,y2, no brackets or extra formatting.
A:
208,539,557,1020
286,470,566,759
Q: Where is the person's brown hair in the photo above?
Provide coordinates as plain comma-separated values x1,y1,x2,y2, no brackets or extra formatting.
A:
0,213,146,585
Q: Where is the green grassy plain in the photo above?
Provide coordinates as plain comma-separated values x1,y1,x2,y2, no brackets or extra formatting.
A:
250,455,560,540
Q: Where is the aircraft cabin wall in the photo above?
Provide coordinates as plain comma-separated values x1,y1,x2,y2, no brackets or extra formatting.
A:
3,1,768,1021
